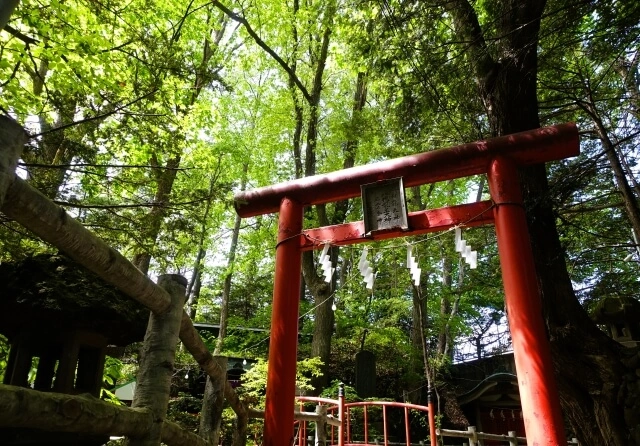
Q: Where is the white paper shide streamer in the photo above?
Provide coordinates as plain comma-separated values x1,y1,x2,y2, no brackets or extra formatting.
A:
406,245,421,286
319,244,335,283
455,227,477,269
358,246,375,290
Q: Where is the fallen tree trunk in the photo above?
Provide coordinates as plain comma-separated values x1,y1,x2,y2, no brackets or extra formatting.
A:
2,176,172,313
0,384,152,437
0,384,214,446
1,175,247,420
162,420,214,446
179,312,247,418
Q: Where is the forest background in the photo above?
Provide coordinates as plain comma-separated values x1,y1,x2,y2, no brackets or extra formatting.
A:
0,0,639,445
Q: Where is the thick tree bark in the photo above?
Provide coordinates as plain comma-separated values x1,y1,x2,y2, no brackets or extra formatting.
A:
0,0,19,30
186,175,219,320
126,274,186,446
303,249,334,394
215,163,248,354
132,155,181,275
0,383,153,437
131,7,227,275
199,356,227,445
446,1,638,444
0,384,213,446
579,100,640,243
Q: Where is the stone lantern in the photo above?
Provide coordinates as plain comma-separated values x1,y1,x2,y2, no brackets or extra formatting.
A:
0,254,149,445
591,295,640,348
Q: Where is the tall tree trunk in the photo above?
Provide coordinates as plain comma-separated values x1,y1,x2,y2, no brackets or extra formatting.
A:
22,55,81,200
131,8,228,275
446,1,637,444
217,0,344,395
615,51,640,121
200,163,247,444
410,284,428,404
132,155,181,274
307,68,367,393
186,248,205,320
437,253,453,356
303,249,334,394
288,0,304,180
579,99,640,243
214,163,248,355
186,173,220,319
437,182,457,358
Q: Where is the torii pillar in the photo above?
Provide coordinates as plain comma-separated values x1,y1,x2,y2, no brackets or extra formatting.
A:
235,123,579,446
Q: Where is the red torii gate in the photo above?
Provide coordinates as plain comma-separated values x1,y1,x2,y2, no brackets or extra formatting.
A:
234,123,579,446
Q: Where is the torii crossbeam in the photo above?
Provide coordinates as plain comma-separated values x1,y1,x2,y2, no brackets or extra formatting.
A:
234,123,579,446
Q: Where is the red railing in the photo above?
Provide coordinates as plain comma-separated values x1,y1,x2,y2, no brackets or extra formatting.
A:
295,387,437,446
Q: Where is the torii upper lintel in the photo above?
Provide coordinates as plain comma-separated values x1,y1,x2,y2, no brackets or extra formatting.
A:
234,123,579,218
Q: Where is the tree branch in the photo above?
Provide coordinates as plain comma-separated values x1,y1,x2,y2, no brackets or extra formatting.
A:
443,0,495,80
20,162,191,171
3,24,38,45
211,0,312,104
31,89,159,138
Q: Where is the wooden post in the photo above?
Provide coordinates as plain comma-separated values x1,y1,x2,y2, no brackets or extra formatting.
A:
315,404,327,446
53,334,80,393
0,115,26,209
508,430,518,446
488,156,567,445
126,274,187,446
199,356,227,445
33,352,57,391
467,426,477,446
5,331,32,388
263,197,303,446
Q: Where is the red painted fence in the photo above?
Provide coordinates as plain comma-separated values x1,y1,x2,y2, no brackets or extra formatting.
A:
295,394,437,446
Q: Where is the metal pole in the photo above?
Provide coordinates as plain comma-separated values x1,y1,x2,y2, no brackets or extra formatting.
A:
263,197,303,446
338,383,345,446
404,406,410,446
427,385,437,446
364,405,369,444
299,402,305,446
383,405,388,446
487,156,567,445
